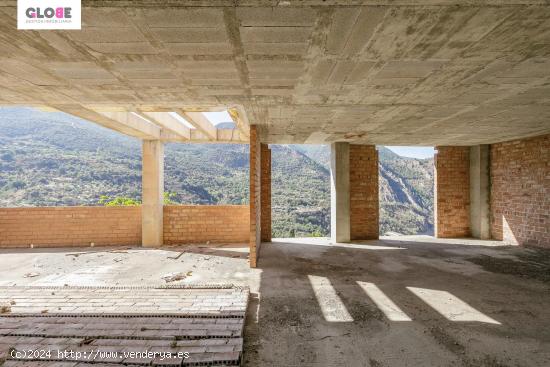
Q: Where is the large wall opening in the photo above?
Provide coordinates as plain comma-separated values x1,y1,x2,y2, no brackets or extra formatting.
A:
164,143,248,206
0,107,250,208
269,144,436,239
379,146,435,236
0,106,142,207
270,144,330,238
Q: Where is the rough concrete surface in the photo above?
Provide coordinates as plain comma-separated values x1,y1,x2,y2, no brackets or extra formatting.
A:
0,2,549,145
246,238,550,367
0,237,549,366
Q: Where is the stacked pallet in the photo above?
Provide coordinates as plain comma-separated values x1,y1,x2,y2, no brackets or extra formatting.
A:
0,286,248,366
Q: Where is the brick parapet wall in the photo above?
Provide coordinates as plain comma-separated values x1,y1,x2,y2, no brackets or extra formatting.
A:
163,205,249,245
349,145,379,240
0,205,250,248
490,134,549,247
260,144,272,242
435,146,470,238
0,206,141,247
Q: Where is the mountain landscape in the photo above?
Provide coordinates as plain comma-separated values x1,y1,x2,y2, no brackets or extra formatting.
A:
0,107,434,238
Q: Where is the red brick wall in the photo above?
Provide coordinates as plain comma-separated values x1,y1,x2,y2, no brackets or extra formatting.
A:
0,206,141,247
249,126,262,267
350,145,379,240
0,205,251,248
163,205,249,245
261,144,272,242
491,134,549,247
435,146,470,238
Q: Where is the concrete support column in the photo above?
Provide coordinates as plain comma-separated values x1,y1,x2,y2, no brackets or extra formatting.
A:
260,144,271,243
331,142,350,243
470,145,490,239
249,126,261,267
142,140,164,247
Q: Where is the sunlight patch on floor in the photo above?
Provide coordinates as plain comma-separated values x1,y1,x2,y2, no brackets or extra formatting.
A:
407,287,500,324
357,281,412,321
308,275,353,322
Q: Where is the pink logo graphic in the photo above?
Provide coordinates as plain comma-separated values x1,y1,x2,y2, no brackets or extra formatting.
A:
25,7,72,19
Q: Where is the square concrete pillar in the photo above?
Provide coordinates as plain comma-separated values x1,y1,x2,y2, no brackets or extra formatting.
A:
142,140,164,247
470,145,490,239
331,142,350,243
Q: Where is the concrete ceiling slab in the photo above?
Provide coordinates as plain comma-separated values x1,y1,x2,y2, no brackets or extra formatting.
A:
0,1,549,145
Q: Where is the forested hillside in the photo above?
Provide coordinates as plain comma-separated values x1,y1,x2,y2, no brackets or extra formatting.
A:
295,145,434,235
0,107,433,237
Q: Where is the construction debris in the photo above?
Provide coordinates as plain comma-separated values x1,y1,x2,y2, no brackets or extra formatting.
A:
0,304,11,314
168,251,185,260
161,272,187,283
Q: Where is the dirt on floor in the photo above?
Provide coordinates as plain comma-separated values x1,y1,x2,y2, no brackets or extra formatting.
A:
468,247,550,283
245,237,550,367
0,236,549,367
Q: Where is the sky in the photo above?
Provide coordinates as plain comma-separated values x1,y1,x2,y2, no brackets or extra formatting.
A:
202,111,233,125
385,146,435,159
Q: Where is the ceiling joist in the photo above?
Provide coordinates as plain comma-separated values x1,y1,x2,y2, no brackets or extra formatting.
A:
51,105,249,144
96,111,161,140
137,111,191,140
228,107,250,139
176,110,218,141
51,105,160,140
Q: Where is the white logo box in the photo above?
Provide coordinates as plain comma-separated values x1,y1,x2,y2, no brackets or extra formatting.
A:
17,0,81,30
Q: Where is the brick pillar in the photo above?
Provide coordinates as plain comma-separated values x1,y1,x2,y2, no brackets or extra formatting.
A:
350,145,379,240
249,126,261,268
435,146,470,238
260,144,271,242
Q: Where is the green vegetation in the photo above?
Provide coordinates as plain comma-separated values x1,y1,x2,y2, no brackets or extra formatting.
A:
98,192,178,206
0,107,434,237
163,192,178,205
99,195,140,206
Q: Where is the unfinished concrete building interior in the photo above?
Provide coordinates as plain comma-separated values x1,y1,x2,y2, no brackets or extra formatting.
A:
0,1,549,366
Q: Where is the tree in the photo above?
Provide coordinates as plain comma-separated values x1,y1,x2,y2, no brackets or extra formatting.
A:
99,195,140,206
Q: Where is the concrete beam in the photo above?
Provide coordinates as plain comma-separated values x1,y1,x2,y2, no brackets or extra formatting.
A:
331,142,350,243
142,140,164,247
228,106,251,139
176,110,217,141
52,105,160,139
138,112,191,140
160,129,248,143
470,145,490,239
98,111,161,139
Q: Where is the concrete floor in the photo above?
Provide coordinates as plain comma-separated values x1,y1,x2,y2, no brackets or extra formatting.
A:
1,236,549,367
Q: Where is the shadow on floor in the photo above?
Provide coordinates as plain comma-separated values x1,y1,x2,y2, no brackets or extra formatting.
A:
244,237,550,367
